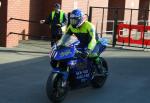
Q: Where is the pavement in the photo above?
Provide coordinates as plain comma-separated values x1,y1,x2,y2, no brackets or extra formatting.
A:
0,40,149,64
0,40,50,64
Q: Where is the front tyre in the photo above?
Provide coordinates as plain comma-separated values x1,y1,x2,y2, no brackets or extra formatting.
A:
91,57,108,88
46,73,68,103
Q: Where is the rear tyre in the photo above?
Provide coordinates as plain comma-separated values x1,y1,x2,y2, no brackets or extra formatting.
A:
46,73,68,103
91,57,108,88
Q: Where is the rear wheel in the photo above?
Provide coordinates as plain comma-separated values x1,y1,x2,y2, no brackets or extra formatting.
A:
91,57,108,88
46,73,68,103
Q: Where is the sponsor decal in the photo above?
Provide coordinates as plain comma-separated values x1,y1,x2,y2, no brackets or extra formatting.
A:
60,50,72,57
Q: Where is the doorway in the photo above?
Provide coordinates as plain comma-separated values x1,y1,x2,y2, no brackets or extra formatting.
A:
107,0,125,34
138,0,150,25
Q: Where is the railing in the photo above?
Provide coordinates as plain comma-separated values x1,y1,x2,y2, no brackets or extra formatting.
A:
88,6,150,49
6,17,49,40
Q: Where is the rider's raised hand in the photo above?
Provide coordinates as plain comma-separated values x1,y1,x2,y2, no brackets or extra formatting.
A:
40,20,45,24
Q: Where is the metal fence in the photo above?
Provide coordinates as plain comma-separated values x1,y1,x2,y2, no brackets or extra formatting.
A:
88,6,150,49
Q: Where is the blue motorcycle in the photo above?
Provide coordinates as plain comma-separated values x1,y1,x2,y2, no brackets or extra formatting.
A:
46,38,108,103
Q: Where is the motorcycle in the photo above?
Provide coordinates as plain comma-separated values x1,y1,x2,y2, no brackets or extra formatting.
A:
46,38,108,103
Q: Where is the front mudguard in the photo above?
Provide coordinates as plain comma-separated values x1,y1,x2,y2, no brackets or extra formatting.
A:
51,67,69,81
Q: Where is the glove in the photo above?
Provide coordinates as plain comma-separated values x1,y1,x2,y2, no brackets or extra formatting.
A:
78,49,91,58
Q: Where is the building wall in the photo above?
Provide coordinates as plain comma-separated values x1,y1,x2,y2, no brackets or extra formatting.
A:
6,0,30,47
0,0,61,47
61,0,108,16
61,0,109,33
61,0,74,13
1,0,150,47
124,0,140,24
89,0,109,34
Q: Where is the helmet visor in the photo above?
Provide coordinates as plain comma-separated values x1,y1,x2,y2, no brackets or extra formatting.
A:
70,18,77,25
70,17,80,27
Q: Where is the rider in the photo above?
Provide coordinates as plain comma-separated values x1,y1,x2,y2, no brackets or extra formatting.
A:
58,9,102,63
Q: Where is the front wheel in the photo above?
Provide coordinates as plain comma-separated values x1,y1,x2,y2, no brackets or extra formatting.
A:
46,73,68,103
91,57,108,88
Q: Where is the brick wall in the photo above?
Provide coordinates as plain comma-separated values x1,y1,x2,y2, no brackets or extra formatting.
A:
124,0,140,25
61,0,74,13
89,0,109,34
6,0,30,47
1,0,150,47
2,0,61,47
61,0,109,32
61,0,108,14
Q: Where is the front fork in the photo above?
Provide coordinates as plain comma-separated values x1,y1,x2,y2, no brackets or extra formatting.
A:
52,67,69,87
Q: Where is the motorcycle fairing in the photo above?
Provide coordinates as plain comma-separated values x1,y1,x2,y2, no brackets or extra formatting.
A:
54,47,75,60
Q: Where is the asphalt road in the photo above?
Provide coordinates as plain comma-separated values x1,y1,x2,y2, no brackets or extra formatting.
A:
0,41,150,103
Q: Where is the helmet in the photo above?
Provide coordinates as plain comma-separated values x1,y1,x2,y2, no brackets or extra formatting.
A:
70,9,85,28
54,3,60,13
54,3,60,9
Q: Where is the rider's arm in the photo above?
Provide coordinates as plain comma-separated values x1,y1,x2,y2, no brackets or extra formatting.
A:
87,24,97,50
